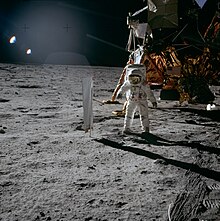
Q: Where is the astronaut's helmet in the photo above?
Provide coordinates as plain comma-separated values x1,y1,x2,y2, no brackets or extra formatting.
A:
128,70,142,85
126,64,146,85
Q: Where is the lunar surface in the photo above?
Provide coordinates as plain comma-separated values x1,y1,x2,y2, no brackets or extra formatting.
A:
0,63,220,221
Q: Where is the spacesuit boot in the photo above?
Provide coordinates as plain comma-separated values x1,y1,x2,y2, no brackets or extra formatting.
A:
123,115,133,134
123,128,133,134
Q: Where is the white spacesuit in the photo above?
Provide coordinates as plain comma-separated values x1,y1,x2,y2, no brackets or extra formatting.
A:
116,65,157,134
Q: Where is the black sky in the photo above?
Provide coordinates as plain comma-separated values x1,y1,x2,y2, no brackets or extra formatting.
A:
0,0,219,66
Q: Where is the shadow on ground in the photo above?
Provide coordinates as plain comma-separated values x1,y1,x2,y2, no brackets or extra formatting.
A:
94,133,220,182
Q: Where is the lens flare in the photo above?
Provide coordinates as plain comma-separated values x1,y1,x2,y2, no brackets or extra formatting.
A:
26,48,32,55
9,36,16,44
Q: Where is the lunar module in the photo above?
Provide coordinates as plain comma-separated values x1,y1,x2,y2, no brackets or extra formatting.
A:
107,0,219,116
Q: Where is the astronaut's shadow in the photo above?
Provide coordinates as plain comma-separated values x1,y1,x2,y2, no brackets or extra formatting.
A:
94,137,220,182
132,132,174,146
132,132,220,156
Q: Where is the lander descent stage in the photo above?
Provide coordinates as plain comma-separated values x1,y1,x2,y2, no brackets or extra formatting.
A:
109,0,219,110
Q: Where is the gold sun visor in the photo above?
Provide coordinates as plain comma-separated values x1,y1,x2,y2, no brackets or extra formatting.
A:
128,74,142,84
126,64,146,83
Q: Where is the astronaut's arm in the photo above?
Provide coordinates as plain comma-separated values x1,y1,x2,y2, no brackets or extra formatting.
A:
145,84,157,108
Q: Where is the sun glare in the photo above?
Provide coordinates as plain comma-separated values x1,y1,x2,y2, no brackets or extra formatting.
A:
26,48,32,55
9,36,16,44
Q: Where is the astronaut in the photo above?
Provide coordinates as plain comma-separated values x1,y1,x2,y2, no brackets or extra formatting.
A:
116,64,157,134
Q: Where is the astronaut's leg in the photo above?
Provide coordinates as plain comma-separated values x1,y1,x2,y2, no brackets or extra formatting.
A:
139,101,150,133
123,101,136,133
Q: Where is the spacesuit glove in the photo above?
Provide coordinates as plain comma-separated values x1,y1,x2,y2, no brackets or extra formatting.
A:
152,102,157,108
